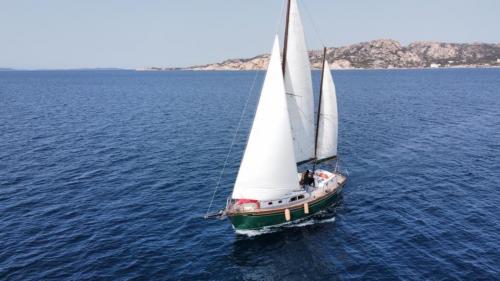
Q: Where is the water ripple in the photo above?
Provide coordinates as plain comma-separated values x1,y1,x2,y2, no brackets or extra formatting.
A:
0,69,499,280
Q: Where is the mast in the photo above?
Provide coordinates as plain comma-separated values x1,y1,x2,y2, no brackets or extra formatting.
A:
313,47,327,170
282,0,291,75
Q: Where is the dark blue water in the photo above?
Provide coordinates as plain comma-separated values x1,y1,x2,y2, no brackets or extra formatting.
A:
1,69,499,280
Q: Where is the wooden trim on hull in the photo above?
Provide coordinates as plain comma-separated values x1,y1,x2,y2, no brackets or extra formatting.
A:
228,178,346,230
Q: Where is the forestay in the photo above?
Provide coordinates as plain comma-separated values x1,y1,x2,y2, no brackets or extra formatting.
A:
316,61,338,161
284,0,315,164
232,36,300,201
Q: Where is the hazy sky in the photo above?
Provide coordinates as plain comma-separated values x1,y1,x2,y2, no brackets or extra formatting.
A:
1,0,499,69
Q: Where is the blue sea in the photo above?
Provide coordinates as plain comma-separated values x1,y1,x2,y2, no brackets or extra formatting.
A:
1,69,499,280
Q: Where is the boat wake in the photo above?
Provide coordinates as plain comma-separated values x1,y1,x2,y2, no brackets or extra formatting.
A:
234,215,336,237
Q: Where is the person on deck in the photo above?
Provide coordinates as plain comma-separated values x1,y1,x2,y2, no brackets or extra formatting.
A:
305,170,314,187
301,170,314,188
300,170,309,188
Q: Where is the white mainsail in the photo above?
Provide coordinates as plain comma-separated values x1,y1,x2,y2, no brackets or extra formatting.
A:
284,0,315,164
232,36,300,201
316,60,338,161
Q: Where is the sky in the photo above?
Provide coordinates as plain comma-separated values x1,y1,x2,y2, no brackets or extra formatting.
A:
1,0,499,69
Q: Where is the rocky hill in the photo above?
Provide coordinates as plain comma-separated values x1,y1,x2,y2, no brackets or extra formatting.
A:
185,39,500,70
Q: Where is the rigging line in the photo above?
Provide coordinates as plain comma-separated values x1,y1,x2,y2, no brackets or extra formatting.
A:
299,0,327,48
274,0,287,36
205,0,286,217
334,155,339,173
205,70,261,217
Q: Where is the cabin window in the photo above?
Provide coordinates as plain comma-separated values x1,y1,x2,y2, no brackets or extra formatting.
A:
290,197,297,202
268,202,273,205
278,200,282,204
298,195,305,200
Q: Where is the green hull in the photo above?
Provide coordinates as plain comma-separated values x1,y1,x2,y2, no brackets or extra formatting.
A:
229,187,342,230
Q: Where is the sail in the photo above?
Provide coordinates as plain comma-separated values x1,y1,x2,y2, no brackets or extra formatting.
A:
232,36,300,201
316,60,338,161
284,0,315,164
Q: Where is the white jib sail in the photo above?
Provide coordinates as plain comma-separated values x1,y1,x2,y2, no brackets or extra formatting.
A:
232,36,300,201
284,0,315,163
316,60,338,161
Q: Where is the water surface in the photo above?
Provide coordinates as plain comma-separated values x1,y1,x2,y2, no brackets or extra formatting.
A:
1,69,499,280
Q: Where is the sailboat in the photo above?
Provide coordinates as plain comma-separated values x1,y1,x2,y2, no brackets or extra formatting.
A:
224,0,347,230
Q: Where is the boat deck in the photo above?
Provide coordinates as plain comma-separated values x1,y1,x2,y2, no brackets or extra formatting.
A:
226,171,347,215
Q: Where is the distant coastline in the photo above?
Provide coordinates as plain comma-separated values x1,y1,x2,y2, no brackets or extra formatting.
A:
0,68,131,71
140,39,500,71
3,39,499,72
